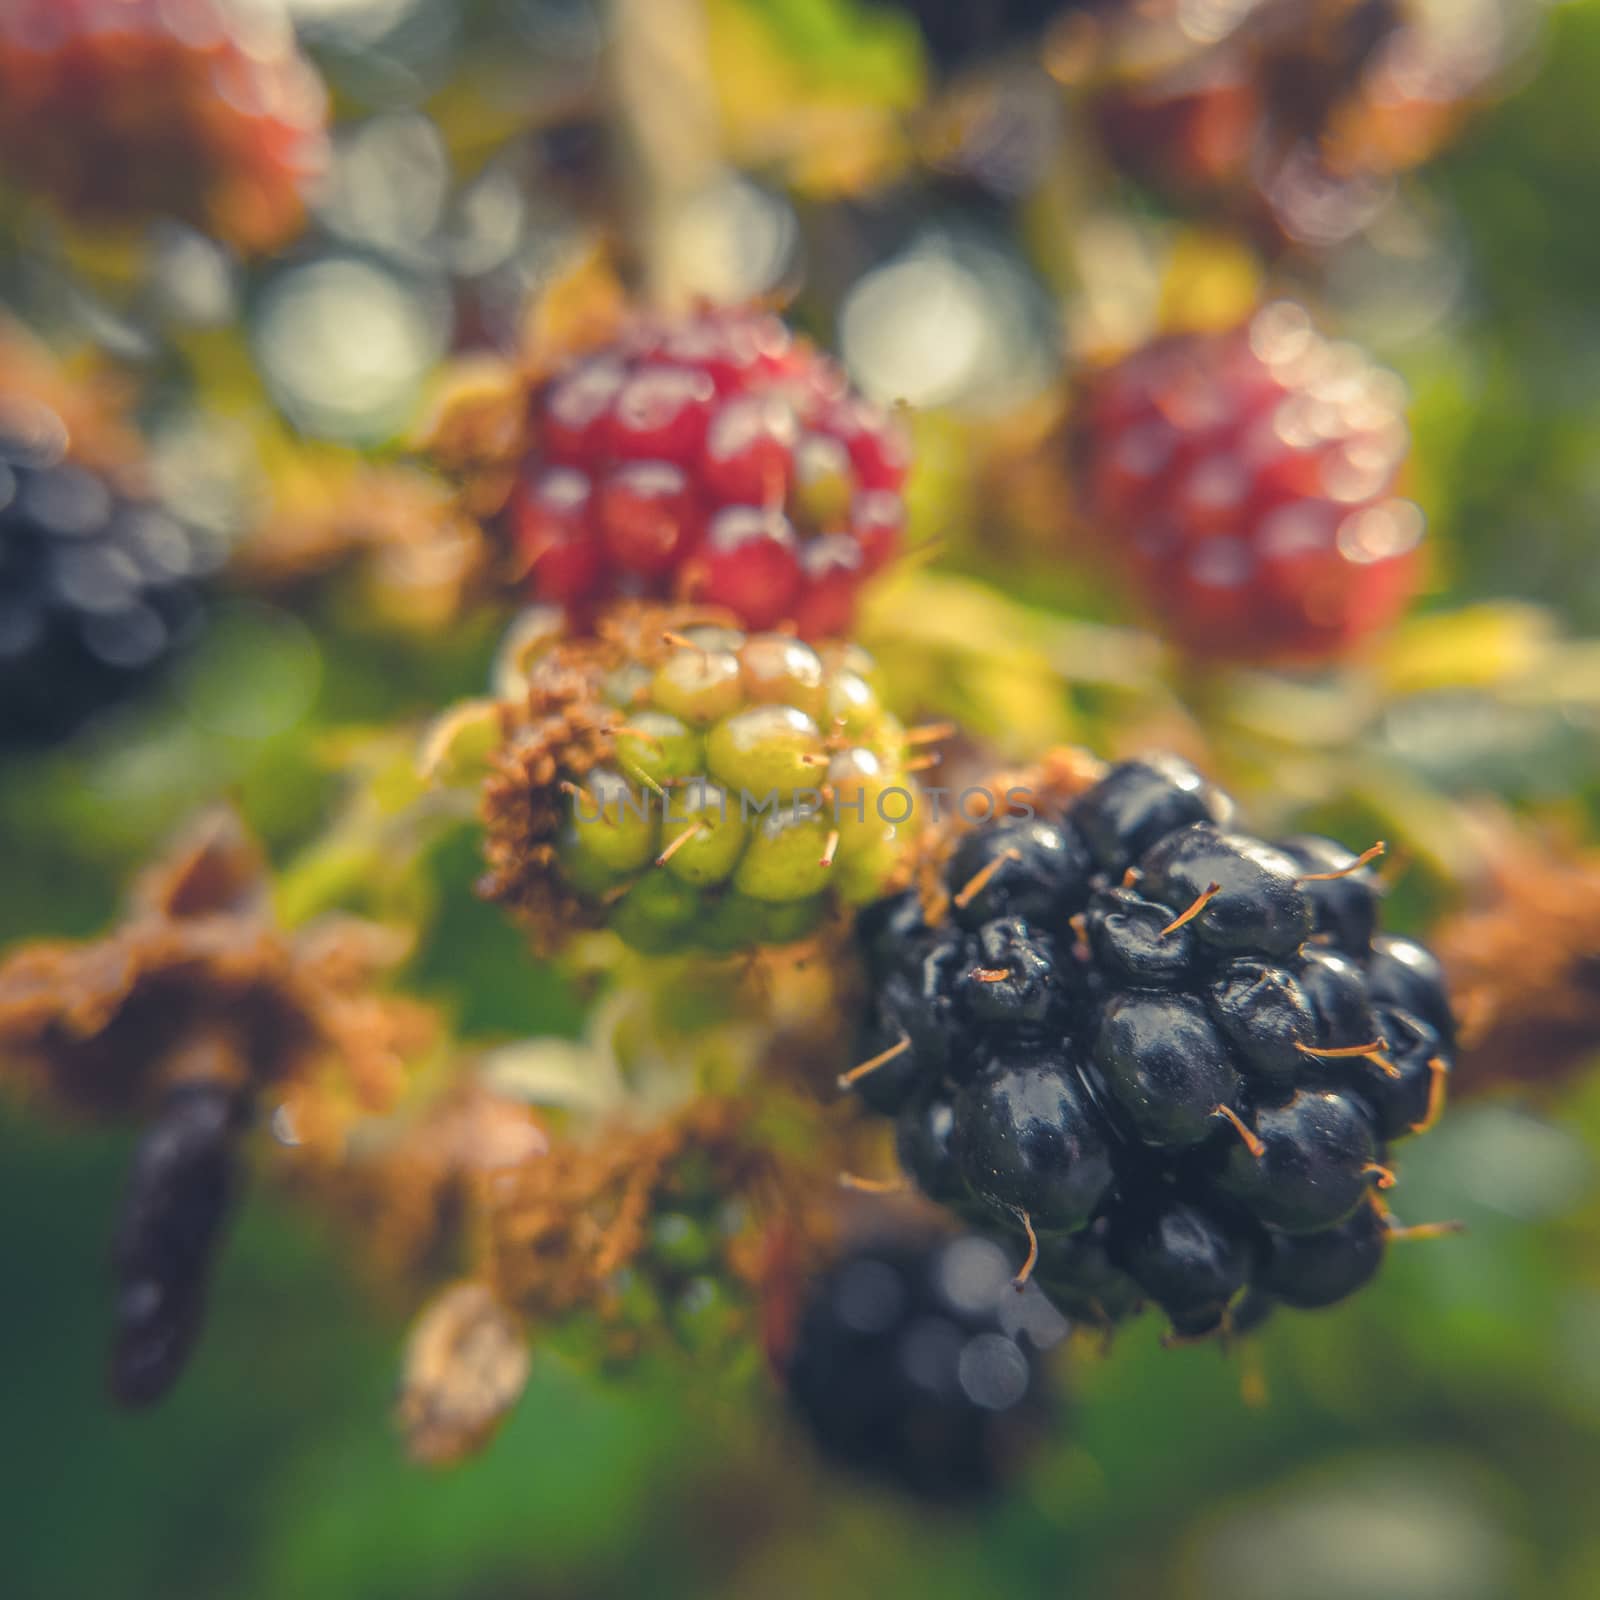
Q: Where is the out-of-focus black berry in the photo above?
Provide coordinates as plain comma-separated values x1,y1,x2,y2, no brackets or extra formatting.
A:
952,1047,1117,1234
1259,1201,1387,1309
1297,946,1380,1050
1110,1196,1257,1338
1210,1089,1378,1234
784,1230,1054,1502
1206,959,1315,1088
1138,824,1312,958
1277,834,1382,955
945,817,1093,931
1072,756,1232,878
955,918,1073,1031
109,1079,246,1408
1367,934,1455,1049
1084,886,1201,987
1,407,213,750
1093,991,1242,1148
870,0,1069,78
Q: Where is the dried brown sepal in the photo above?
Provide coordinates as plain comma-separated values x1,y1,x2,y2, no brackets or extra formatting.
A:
478,601,742,954
0,809,432,1120
902,744,1109,924
482,1096,833,1329
396,1281,532,1468
1435,821,1600,1096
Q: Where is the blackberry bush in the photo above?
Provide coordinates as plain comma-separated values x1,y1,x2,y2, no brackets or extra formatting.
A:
0,0,327,253
1076,301,1423,663
845,751,1454,1339
782,1227,1063,1500
1,394,214,748
507,305,908,636
480,603,921,954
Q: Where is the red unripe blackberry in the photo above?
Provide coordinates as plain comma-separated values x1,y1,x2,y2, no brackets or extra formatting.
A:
509,307,910,637
1077,303,1424,663
0,0,328,254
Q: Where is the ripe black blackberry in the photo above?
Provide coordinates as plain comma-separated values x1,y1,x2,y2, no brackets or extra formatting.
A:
1,399,213,748
845,752,1456,1342
783,1228,1061,1500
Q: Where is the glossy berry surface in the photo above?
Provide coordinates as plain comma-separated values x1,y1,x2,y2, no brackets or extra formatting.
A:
510,307,908,636
784,1230,1059,1501
1077,302,1425,663
844,752,1456,1340
1,398,214,749
0,0,327,253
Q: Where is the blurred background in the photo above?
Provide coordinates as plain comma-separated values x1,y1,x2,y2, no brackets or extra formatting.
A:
4,1,1600,1596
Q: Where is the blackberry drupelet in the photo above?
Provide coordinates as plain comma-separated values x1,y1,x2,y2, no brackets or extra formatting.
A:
783,1229,1060,1500
1,400,213,749
844,752,1456,1339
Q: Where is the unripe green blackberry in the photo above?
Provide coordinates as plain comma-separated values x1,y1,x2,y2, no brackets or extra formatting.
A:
481,603,918,954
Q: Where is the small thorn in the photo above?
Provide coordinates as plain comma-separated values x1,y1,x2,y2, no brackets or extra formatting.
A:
1121,866,1141,888
1367,1050,1403,1080
1386,1218,1465,1242
1295,1036,1389,1060
970,967,1010,984
1297,841,1386,882
905,721,958,747
660,630,705,654
655,822,704,866
1212,1104,1265,1159
837,1035,911,1091
1010,1208,1039,1290
903,752,942,775
1160,882,1222,938
820,829,839,869
1363,1162,1397,1191
1238,1349,1269,1409
952,848,1022,911
1411,1056,1449,1134
837,1172,907,1194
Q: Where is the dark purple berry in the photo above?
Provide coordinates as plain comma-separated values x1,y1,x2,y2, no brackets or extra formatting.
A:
1084,886,1201,987
1137,823,1312,958
895,1094,965,1207
1260,1202,1387,1309
952,1047,1118,1234
1298,946,1380,1051
1209,1089,1378,1234
1206,959,1316,1088
1343,1007,1448,1143
945,817,1094,931
1093,991,1243,1149
1110,1196,1257,1338
1034,1216,1143,1325
1071,756,1233,877
1277,834,1382,955
955,919,1073,1032
1367,934,1455,1049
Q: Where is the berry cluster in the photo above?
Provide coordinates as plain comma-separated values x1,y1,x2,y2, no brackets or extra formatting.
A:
0,0,327,254
1077,301,1423,663
848,753,1454,1339
1,396,214,748
1092,0,1502,248
509,306,908,637
784,1228,1061,1500
111,1079,247,1407
481,605,919,955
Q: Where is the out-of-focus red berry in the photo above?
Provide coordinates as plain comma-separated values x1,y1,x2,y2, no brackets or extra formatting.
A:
509,306,911,637
0,0,328,254
1077,301,1425,664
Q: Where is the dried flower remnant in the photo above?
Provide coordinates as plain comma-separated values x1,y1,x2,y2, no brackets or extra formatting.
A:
1435,825,1600,1098
0,809,434,1404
